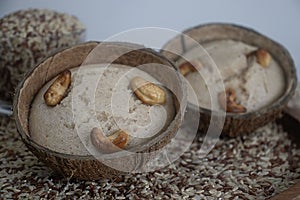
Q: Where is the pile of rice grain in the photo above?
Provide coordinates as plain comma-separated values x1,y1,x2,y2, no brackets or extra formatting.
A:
0,8,85,101
0,116,299,199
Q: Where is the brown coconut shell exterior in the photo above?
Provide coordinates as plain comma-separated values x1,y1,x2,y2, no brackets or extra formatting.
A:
13,41,187,180
161,23,297,137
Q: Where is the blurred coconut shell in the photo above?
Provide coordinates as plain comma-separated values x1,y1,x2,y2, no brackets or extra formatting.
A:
161,23,297,137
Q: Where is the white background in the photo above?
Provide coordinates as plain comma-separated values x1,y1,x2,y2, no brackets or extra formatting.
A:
1,0,299,79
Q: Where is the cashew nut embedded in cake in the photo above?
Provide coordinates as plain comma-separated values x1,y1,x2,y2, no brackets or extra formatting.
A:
219,88,247,113
247,48,271,68
256,48,271,68
130,77,166,105
44,70,71,106
91,128,129,153
178,60,202,76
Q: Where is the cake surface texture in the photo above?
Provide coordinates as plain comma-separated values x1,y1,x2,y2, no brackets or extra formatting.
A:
181,40,285,112
29,64,175,155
